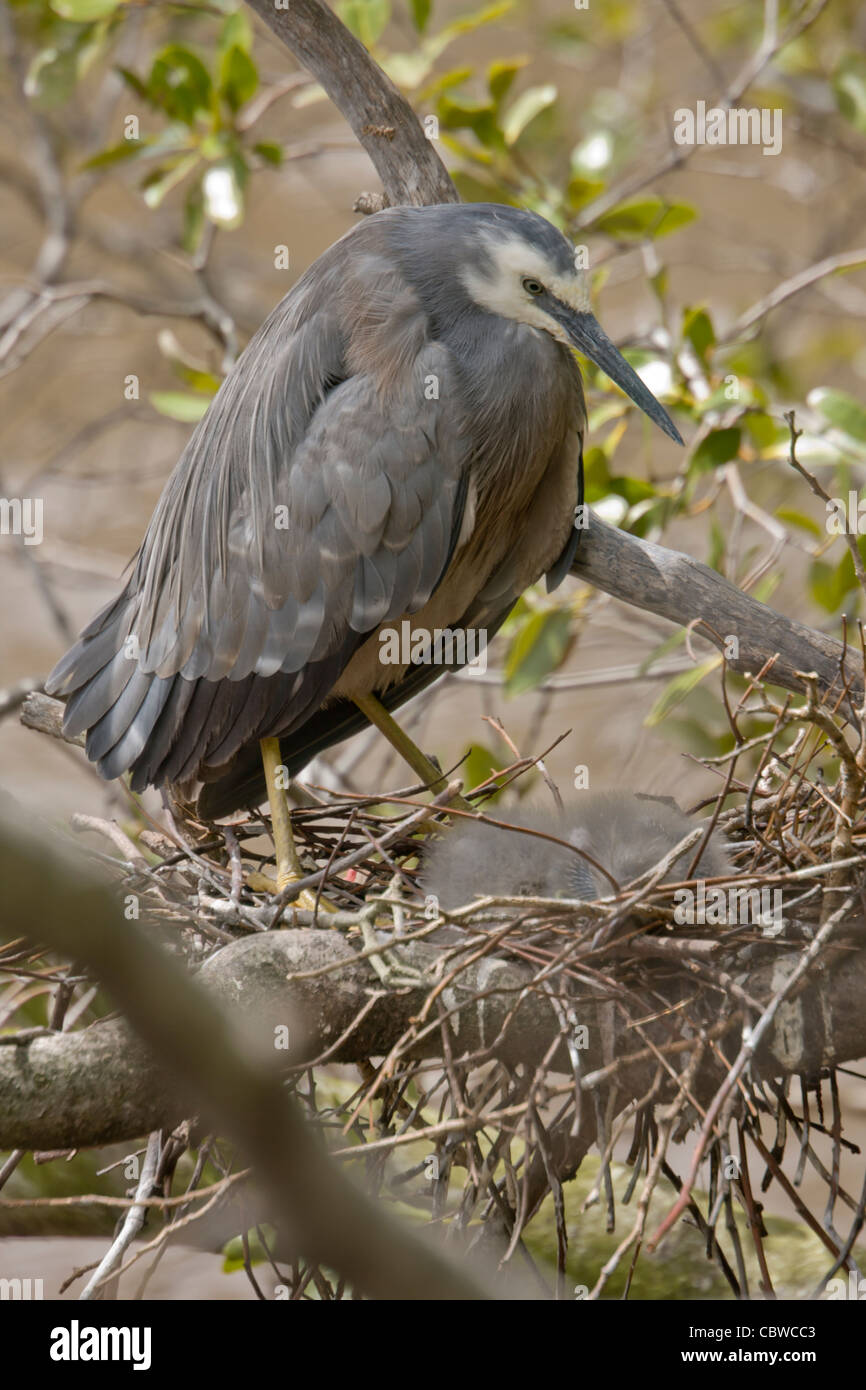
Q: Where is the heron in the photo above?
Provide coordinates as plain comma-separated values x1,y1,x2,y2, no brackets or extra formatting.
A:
421,792,730,912
46,204,682,897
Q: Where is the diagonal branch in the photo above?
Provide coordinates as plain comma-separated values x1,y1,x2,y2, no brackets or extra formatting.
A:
244,0,458,207
0,817,489,1300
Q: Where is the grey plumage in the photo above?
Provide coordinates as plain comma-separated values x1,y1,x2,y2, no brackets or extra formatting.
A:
421,792,730,911
46,205,681,817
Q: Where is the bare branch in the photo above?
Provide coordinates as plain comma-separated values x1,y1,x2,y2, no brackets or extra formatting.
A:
244,0,458,207
0,815,490,1300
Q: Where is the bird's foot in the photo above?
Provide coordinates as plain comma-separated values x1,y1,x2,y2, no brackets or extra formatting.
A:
244,866,335,914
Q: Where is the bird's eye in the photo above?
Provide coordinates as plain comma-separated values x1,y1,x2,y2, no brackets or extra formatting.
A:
522,277,545,296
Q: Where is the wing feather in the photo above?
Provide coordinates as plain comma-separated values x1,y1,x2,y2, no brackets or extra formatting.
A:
45,220,473,792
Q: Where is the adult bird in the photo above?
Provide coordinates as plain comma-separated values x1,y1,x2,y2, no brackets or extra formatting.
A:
46,204,682,893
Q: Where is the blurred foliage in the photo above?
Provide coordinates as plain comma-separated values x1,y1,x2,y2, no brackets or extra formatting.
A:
6,0,866,770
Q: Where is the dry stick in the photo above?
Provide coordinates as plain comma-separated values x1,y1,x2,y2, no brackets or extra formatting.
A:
0,817,489,1300
268,780,467,919
76,1169,254,1299
721,249,866,345
78,1130,161,1301
785,411,866,595
646,892,857,1253
483,714,564,814
589,1040,708,1298
0,1171,251,1213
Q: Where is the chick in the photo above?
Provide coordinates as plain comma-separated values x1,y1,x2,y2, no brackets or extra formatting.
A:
421,791,729,912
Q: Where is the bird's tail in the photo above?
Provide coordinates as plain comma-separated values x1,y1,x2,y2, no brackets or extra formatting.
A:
44,587,179,786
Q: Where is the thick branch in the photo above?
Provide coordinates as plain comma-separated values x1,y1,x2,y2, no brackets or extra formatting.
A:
571,514,861,712
244,0,458,207
2,926,863,1153
0,819,488,1300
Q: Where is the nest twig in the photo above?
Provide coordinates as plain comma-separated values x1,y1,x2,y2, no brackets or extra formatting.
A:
5,665,866,1299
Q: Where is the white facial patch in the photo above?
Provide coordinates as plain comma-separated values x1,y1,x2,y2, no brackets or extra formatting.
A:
459,233,590,341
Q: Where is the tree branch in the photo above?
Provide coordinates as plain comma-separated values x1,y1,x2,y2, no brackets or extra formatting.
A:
570,513,862,713
244,0,458,207
2,917,864,1154
0,818,489,1300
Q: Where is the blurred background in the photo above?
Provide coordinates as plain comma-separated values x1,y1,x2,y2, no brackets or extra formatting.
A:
2,0,866,1294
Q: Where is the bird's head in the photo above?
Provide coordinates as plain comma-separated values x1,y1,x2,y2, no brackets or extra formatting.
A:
457,205,683,445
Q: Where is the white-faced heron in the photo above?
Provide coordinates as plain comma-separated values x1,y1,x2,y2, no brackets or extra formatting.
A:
46,204,682,895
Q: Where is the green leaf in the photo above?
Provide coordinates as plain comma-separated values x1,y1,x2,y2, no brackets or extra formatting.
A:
81,138,147,169
646,657,721,726
487,57,527,104
148,45,213,123
810,388,866,444
50,0,120,19
451,170,516,204
383,49,434,86
611,475,658,506
431,1,512,51
596,196,696,241
776,507,822,539
690,427,741,471
141,154,199,207
149,391,211,422
566,173,605,211
809,549,862,613
25,46,80,107
743,411,788,449
462,743,506,797
501,83,557,145
707,518,725,572
337,0,391,47
178,367,221,393
682,306,715,362
409,0,431,31
636,628,687,677
582,444,611,498
833,55,866,134
182,183,205,255
504,609,573,696
219,10,253,54
654,202,697,238
116,65,149,101
438,94,500,144
417,64,472,100
253,141,283,166
222,1225,277,1274
219,44,258,113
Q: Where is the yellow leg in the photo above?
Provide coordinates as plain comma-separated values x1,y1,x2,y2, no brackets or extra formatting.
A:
352,692,474,813
260,737,322,909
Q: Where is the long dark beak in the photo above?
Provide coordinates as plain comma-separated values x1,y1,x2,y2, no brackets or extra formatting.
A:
556,307,683,445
